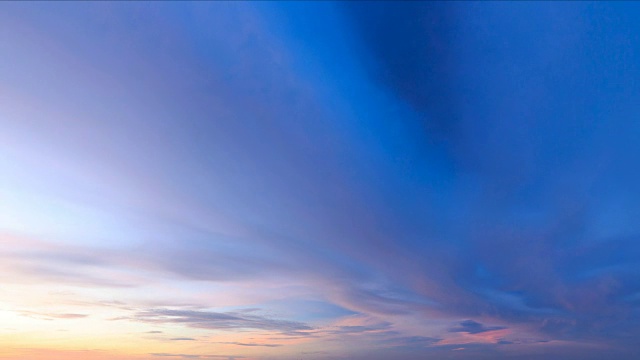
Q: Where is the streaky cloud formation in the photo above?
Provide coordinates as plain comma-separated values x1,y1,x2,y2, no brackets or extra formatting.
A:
129,308,313,334
217,342,282,348
1,1,640,360
449,320,507,335
150,354,243,360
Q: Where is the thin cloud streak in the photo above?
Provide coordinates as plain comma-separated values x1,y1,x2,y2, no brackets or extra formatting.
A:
127,308,313,334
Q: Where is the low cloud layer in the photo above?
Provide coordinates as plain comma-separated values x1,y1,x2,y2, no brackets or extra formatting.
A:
449,320,507,335
130,309,313,334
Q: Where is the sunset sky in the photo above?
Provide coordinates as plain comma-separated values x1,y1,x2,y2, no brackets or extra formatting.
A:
2,2,640,360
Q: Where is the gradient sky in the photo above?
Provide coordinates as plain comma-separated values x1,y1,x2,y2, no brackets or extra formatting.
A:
2,2,640,360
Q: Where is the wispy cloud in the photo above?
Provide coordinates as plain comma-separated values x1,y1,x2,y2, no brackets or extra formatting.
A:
217,342,281,347
150,354,245,360
379,336,442,349
325,322,392,335
128,308,312,334
17,311,89,320
449,320,507,334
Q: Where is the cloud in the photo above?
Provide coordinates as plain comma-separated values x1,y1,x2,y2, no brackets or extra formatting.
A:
17,311,89,320
128,308,312,334
380,336,442,348
0,235,142,288
217,342,281,347
150,354,244,360
326,322,392,335
449,320,507,334
48,313,88,319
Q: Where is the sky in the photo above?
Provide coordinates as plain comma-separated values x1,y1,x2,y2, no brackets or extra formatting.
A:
1,1,640,360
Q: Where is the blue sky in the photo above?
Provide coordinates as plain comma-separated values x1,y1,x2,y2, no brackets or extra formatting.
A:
1,2,640,360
